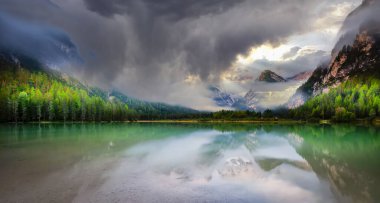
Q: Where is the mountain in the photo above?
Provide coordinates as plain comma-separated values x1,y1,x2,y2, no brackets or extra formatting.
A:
286,71,313,81
293,30,380,102
209,86,236,107
108,90,197,116
257,70,286,82
0,56,198,122
289,0,380,108
243,89,259,110
208,86,247,109
331,0,379,58
210,70,311,111
209,86,289,111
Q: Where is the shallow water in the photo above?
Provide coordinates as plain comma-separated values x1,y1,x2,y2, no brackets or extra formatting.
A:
0,123,379,203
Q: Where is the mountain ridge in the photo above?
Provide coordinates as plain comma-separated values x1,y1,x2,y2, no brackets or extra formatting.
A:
0,56,199,122
289,0,380,108
257,70,286,82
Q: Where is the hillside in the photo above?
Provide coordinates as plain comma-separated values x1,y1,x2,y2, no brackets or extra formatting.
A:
286,71,313,81
288,0,380,110
291,77,380,120
298,31,380,98
0,58,198,122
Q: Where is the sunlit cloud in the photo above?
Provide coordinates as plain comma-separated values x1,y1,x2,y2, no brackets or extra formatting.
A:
236,44,293,66
0,0,362,110
184,74,201,85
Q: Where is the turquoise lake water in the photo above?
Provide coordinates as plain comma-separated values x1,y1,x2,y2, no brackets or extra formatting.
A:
0,123,379,203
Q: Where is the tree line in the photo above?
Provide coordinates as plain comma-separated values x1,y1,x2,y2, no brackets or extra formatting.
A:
0,67,136,122
290,77,380,121
209,77,380,122
2,63,380,123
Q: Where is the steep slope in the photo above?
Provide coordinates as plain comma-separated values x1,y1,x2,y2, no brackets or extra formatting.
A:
0,58,198,122
286,71,313,81
209,86,237,107
243,90,259,110
257,70,286,82
109,90,198,117
290,0,380,108
332,0,379,58
210,70,311,110
297,30,380,98
209,86,247,110
292,77,380,120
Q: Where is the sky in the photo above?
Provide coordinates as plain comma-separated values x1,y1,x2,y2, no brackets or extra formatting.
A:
0,0,362,110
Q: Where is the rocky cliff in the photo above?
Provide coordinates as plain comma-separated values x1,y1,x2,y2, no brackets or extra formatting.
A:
257,70,286,83
289,0,380,108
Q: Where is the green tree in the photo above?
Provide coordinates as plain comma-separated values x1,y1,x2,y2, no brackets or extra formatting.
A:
18,91,29,122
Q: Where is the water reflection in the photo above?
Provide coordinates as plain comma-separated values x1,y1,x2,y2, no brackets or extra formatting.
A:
0,123,379,203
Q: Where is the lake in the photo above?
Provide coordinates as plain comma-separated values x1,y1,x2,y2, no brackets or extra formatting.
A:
0,123,379,203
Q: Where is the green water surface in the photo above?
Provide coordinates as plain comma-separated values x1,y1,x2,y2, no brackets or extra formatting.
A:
0,123,379,203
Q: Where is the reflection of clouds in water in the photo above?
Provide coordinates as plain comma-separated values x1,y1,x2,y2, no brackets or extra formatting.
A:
126,130,219,173
79,130,336,203
254,135,306,161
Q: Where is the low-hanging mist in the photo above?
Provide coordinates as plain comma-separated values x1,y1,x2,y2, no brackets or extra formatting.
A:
0,0,365,110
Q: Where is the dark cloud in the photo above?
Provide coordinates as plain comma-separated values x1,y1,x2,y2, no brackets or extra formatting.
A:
0,11,81,68
84,0,243,20
82,0,324,81
333,0,380,56
0,0,360,108
0,0,129,82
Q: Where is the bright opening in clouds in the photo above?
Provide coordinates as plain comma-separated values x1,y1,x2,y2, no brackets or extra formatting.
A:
0,0,362,110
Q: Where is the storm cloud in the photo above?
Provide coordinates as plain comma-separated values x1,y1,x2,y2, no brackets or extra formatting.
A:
333,0,380,56
0,11,81,68
81,0,325,81
0,0,362,109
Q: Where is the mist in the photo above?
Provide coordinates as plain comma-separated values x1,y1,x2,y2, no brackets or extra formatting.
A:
0,0,363,110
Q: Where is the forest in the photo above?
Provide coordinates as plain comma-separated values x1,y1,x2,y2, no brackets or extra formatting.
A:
0,63,200,122
1,60,380,123
290,77,380,121
208,77,380,122
0,67,132,122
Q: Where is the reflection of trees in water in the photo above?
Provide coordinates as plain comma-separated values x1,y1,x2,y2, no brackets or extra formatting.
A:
290,125,380,203
5,123,379,202
199,124,380,202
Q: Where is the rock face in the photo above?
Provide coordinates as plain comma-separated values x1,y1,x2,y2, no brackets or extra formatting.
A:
244,90,259,110
332,0,379,58
289,0,380,107
210,70,310,110
209,86,262,110
209,86,247,109
257,70,286,82
301,31,379,97
286,71,313,81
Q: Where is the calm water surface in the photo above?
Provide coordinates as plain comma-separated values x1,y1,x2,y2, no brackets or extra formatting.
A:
0,123,379,203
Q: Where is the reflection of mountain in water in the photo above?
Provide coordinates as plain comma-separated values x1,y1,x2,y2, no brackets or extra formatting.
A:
290,125,380,203
256,158,311,172
3,123,379,203
197,124,380,203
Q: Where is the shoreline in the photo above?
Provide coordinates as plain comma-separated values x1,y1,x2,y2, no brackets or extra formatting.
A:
1,118,377,125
